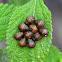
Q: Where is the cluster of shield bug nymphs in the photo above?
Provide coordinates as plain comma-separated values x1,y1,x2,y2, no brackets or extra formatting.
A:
14,16,48,48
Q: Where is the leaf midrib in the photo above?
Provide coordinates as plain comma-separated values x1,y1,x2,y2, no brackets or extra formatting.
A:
33,0,36,16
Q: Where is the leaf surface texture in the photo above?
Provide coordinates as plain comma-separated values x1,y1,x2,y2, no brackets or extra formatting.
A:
44,45,62,62
6,0,52,62
0,3,17,42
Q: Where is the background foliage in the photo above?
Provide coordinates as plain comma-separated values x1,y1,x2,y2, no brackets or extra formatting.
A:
0,48,8,62
8,0,31,6
0,3,17,42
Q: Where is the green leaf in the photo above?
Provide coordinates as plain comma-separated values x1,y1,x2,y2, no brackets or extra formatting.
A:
44,45,62,62
6,0,52,62
8,0,31,6
60,58,62,62
0,48,8,62
0,3,17,42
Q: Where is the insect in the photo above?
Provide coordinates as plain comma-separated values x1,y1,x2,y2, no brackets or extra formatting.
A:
14,16,48,48
14,32,23,40
27,39,35,48
24,31,33,39
19,24,29,32
39,28,48,37
25,16,35,25
19,38,26,47
35,20,44,29
30,24,38,33
34,32,42,41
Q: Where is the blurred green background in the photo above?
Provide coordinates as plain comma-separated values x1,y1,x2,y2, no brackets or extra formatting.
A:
0,0,62,52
